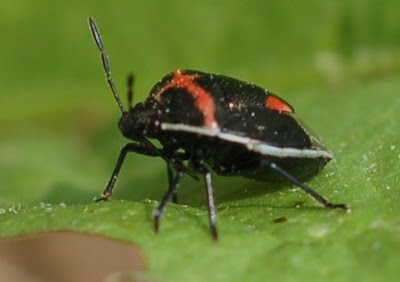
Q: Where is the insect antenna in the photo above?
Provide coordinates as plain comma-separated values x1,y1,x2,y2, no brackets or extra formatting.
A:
127,74,135,111
88,17,127,114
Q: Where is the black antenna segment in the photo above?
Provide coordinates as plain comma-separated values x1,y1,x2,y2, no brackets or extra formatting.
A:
88,17,127,114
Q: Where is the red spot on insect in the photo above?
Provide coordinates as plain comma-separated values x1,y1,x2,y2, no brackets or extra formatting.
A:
156,70,218,129
265,94,294,113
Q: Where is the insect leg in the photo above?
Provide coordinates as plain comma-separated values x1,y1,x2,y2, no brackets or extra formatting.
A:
195,163,219,240
154,169,184,234
142,139,199,181
95,142,160,202
167,162,179,204
262,160,350,211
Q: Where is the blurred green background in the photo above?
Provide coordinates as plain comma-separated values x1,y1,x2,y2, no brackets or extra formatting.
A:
1,0,400,281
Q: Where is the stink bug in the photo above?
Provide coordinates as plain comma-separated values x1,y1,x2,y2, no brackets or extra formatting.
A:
88,17,349,240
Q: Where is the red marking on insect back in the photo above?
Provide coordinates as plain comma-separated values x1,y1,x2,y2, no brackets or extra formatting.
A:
156,70,218,128
265,94,294,113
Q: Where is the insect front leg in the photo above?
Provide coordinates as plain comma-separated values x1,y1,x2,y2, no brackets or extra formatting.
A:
262,159,350,211
95,142,160,202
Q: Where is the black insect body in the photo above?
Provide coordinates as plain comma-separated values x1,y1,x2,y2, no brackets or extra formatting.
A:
88,17,349,240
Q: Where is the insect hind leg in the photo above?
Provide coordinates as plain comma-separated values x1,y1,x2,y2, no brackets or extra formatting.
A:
261,159,350,211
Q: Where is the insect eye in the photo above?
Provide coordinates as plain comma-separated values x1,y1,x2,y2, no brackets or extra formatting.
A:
265,93,294,113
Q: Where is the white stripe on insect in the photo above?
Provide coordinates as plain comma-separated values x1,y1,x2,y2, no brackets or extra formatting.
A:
160,123,333,159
